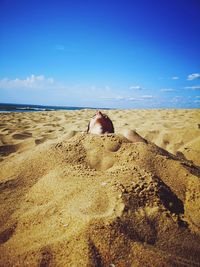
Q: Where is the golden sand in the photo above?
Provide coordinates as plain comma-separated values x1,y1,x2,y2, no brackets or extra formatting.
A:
0,109,200,266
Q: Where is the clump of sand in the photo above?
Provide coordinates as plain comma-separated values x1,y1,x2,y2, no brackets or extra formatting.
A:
0,109,200,266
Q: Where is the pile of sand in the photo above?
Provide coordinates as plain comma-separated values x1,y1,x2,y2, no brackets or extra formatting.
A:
0,109,200,266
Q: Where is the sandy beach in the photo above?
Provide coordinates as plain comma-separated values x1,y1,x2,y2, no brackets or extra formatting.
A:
0,109,200,266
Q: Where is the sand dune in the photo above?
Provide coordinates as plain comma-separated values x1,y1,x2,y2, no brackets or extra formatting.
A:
0,109,200,266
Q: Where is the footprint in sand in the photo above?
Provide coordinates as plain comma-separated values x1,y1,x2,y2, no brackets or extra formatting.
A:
0,144,19,156
39,247,53,267
35,137,47,145
86,150,115,170
12,132,32,140
0,223,17,244
66,186,124,219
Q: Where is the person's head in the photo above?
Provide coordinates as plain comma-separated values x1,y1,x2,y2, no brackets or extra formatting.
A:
87,111,114,134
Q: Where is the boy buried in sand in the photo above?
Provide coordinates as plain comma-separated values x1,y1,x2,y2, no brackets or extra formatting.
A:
87,110,147,143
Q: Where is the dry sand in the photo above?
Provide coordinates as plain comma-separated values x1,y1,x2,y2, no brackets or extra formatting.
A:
0,109,200,266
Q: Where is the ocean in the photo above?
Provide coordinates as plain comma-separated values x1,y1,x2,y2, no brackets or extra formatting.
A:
0,103,95,113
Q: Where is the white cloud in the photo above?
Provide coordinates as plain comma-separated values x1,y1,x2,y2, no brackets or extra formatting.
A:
170,96,186,104
105,85,111,91
184,85,200,90
99,96,125,101
99,94,154,102
141,95,153,99
129,85,143,90
127,97,139,101
172,76,179,80
98,96,113,100
0,75,55,89
160,88,174,92
127,95,153,101
115,96,125,100
187,73,200,81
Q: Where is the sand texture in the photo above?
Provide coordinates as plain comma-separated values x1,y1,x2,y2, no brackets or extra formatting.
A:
0,109,200,266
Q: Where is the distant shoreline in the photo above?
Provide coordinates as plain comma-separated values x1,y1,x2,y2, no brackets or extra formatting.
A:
0,103,199,113
0,103,97,113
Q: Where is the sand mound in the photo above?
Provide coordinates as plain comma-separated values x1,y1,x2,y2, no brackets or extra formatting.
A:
0,109,199,164
1,131,200,266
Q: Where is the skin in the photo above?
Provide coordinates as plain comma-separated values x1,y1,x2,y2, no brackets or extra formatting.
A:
87,111,147,144
121,129,147,144
87,111,114,134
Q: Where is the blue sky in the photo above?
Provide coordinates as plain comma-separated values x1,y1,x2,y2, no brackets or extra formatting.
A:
0,0,200,108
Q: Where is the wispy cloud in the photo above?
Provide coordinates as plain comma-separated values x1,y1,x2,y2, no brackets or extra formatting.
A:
127,95,153,101
115,96,125,100
184,85,200,90
99,94,154,102
127,97,139,101
170,96,183,103
0,75,55,89
172,76,179,80
105,85,111,91
160,88,174,92
187,73,200,81
129,85,143,90
141,95,153,99
99,96,125,101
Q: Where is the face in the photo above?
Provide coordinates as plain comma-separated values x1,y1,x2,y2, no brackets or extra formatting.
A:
93,110,103,119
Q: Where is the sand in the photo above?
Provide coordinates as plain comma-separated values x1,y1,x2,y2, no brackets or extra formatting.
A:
0,109,200,266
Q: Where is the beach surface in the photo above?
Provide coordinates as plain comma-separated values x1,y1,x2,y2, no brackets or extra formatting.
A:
0,109,200,266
